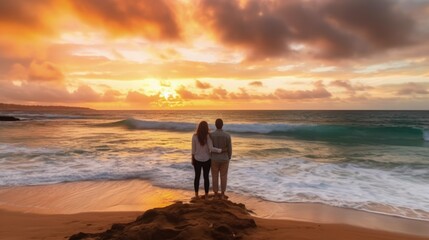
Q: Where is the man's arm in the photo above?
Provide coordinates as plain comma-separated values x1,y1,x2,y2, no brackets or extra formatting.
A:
227,135,232,160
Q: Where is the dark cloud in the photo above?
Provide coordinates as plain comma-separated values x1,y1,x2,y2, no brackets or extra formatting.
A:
198,0,418,60
70,0,180,40
0,0,53,30
323,0,414,48
195,80,212,89
198,0,290,59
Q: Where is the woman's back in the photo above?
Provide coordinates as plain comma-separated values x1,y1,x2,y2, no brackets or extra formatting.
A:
192,134,211,162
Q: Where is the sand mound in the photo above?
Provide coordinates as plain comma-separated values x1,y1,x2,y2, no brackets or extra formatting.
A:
69,199,257,240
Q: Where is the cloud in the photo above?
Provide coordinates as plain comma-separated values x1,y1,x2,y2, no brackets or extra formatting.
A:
249,81,263,87
176,86,204,99
198,0,290,59
1,60,64,83
211,87,229,99
330,80,368,93
70,0,180,40
125,91,158,103
198,0,419,60
28,61,64,82
72,85,100,102
0,81,107,103
176,85,244,100
177,82,330,101
323,0,414,48
229,87,274,100
195,80,212,89
274,81,332,99
102,89,122,102
5,63,27,81
0,0,55,34
396,82,429,95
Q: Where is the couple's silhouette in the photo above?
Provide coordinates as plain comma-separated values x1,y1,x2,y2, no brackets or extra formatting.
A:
191,118,232,200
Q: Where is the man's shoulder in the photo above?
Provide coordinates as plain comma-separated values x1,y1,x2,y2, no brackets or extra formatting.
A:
212,130,230,137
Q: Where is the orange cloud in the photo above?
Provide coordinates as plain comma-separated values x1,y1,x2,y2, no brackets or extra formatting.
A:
69,0,180,40
28,61,64,82
195,80,212,89
0,0,56,36
0,81,108,103
176,82,330,101
126,91,158,103
102,89,122,102
249,81,263,87
274,81,331,99
176,86,204,100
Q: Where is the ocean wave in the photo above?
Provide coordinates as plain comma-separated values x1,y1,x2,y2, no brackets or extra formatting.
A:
106,118,429,143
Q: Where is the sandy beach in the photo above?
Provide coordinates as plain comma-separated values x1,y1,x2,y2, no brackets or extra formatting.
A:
0,180,428,240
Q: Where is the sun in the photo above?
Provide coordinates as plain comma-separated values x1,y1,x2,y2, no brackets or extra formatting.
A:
154,87,184,108
160,88,176,100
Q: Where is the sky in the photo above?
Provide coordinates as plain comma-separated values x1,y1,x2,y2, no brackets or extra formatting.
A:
0,0,429,110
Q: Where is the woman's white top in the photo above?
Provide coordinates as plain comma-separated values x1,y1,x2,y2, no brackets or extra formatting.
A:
192,134,222,162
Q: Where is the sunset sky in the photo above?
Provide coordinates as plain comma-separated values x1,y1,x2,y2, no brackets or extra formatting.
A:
1,0,428,110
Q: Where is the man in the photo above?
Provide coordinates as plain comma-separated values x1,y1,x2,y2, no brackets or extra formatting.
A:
210,118,232,199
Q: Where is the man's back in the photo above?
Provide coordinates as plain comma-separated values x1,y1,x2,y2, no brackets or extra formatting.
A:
210,129,232,161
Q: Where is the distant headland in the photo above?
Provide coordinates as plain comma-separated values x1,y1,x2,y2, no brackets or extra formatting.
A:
0,103,95,111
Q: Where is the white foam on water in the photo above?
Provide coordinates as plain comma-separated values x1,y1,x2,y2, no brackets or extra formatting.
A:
145,156,429,221
1,142,429,221
1,136,429,222
0,143,61,155
424,129,429,141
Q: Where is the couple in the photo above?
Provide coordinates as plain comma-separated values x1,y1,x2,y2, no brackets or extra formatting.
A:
191,118,232,200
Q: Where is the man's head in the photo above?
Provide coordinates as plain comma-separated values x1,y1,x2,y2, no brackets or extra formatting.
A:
215,118,223,129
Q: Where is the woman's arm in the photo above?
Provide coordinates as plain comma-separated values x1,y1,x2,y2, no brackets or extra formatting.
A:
192,135,196,165
207,136,222,153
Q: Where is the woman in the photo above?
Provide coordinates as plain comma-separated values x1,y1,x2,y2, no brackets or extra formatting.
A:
192,121,222,200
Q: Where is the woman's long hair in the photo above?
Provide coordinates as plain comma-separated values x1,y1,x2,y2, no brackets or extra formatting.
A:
196,121,209,145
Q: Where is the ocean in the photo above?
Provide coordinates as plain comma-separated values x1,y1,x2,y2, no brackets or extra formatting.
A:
0,110,428,221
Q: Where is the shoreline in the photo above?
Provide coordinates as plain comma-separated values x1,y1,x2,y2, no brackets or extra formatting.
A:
1,180,428,239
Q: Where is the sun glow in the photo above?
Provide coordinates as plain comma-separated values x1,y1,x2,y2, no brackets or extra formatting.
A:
161,88,176,100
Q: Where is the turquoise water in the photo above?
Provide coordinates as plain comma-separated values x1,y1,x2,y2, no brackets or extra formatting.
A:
0,110,428,220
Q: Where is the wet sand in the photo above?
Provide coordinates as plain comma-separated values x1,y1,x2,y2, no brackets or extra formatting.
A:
0,180,428,239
